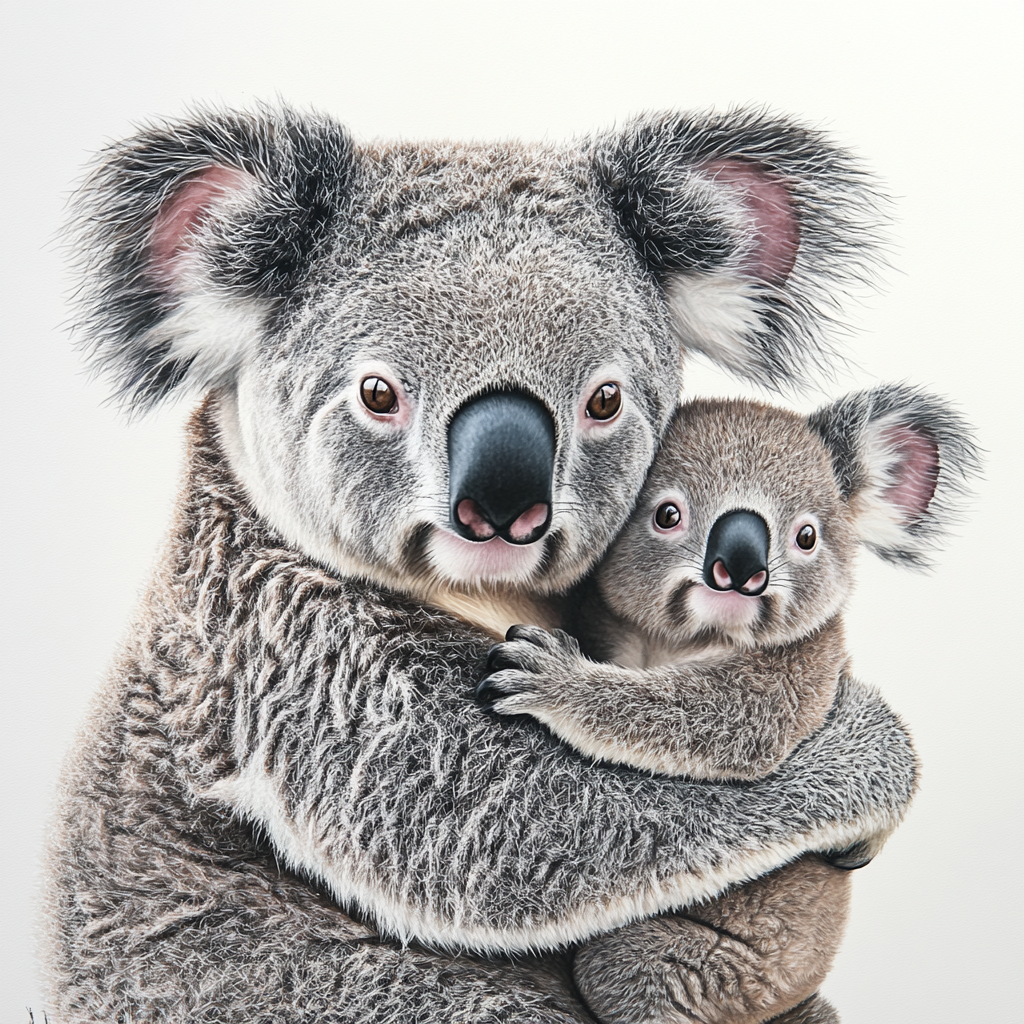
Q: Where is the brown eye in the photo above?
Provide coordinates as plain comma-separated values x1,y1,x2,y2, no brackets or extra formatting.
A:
586,382,621,421
360,376,397,414
655,502,682,530
796,524,817,550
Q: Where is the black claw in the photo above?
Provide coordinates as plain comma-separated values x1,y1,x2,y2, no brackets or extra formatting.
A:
476,676,497,702
485,644,503,672
485,646,520,673
822,841,874,871
505,623,546,645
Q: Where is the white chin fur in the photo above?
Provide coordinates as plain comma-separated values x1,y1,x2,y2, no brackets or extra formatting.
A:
427,528,545,588
687,585,761,633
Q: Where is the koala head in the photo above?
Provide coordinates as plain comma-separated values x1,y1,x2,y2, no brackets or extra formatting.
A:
71,105,880,599
595,385,980,647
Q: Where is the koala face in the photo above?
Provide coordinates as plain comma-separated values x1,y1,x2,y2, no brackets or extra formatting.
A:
218,144,675,594
71,107,885,600
596,399,858,647
596,387,980,648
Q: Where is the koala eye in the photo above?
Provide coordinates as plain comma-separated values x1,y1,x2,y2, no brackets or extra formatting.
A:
796,524,817,550
360,376,398,415
654,502,683,531
586,382,621,421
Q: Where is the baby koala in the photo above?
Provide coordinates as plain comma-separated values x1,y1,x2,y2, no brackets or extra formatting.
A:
478,383,978,1024
479,382,976,780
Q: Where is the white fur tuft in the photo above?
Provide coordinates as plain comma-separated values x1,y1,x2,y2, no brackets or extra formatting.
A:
666,272,767,378
143,288,270,390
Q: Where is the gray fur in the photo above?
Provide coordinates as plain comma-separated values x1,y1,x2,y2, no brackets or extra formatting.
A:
48,107,904,1022
43,404,918,1021
482,390,979,777
481,390,977,1024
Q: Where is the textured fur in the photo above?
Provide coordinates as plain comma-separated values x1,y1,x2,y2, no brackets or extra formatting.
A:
44,407,917,1022
48,106,901,1022
481,388,980,778
480,389,977,1024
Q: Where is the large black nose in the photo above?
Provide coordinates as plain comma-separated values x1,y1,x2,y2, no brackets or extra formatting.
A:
448,391,556,545
702,510,771,596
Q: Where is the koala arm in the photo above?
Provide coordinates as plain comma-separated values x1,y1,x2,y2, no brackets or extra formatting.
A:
166,432,912,955
208,574,894,955
477,620,848,780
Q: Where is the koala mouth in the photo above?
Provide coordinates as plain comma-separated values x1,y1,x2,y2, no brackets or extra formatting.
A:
426,525,548,587
668,578,765,638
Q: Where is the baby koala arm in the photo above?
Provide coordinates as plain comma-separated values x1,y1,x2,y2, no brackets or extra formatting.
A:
477,619,847,780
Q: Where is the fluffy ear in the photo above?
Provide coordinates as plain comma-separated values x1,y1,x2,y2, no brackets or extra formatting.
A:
808,384,982,568
69,105,355,412
593,109,885,388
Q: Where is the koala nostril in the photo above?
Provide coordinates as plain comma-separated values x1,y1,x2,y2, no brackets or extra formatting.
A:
712,561,732,589
507,503,549,543
739,570,768,596
455,499,498,541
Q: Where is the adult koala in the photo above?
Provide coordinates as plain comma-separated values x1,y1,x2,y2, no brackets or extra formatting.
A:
44,106,912,1024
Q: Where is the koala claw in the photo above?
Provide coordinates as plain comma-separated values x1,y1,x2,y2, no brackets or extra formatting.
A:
477,625,582,716
484,643,524,674
475,669,520,704
821,839,874,871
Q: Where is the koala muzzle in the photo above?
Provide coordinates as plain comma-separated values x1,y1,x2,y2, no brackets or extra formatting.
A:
448,391,555,545
703,509,770,596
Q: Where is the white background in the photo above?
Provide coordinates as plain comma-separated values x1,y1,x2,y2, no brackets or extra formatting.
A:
1,2,1021,1021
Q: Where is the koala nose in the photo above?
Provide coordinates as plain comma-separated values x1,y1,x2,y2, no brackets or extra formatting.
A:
703,510,770,596
448,391,555,545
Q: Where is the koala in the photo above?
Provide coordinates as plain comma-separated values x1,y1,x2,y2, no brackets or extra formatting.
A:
44,105,916,1024
479,385,978,779
479,385,979,1024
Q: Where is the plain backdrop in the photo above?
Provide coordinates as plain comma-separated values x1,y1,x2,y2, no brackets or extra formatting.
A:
1,1,1022,1021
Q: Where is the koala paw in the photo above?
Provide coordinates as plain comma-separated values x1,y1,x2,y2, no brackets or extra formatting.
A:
475,624,583,717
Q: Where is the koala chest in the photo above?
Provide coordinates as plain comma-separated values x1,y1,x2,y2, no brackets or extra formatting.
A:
425,586,564,641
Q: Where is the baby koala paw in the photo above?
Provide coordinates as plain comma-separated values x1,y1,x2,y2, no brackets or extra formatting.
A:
476,624,584,717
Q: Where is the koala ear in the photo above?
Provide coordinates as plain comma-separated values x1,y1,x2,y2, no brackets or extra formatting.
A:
808,384,982,568
593,109,885,388
70,105,355,412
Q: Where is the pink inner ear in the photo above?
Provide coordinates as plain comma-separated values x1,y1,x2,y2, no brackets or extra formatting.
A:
879,424,940,524
149,165,254,278
701,159,800,285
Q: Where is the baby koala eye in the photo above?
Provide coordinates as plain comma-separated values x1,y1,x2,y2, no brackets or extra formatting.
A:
360,376,398,415
586,382,621,421
654,502,683,531
795,523,817,551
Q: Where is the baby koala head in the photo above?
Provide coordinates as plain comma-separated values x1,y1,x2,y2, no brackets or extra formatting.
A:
595,384,980,648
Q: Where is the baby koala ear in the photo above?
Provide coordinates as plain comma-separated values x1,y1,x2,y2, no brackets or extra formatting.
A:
808,384,982,568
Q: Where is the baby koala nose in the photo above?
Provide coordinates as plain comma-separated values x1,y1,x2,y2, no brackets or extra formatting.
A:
703,509,770,597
